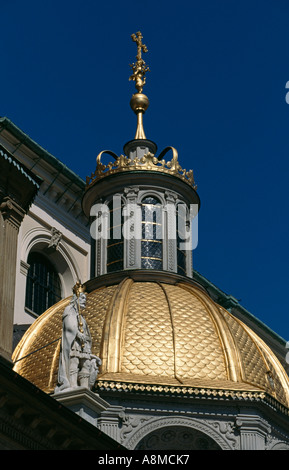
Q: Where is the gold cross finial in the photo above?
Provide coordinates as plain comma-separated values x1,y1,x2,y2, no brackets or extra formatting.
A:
131,31,148,61
129,31,150,93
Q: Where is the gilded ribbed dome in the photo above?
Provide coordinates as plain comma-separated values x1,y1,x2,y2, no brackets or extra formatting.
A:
13,272,289,408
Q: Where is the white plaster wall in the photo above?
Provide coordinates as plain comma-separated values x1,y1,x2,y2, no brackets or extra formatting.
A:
14,202,90,325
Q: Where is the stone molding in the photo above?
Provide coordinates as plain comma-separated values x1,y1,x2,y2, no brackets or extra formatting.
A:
123,415,234,450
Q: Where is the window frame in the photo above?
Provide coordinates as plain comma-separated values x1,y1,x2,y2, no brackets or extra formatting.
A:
25,251,62,317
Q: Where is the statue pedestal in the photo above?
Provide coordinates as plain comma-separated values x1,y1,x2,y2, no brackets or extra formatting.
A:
52,387,124,443
52,387,109,427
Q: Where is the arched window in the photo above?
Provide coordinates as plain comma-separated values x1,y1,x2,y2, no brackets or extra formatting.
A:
107,199,124,273
141,196,163,270
25,252,61,316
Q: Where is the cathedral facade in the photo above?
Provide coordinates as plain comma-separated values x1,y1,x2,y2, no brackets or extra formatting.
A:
1,33,289,450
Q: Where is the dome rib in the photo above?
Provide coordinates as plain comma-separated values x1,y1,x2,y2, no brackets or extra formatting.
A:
178,283,241,383
237,317,289,407
219,306,279,395
100,277,133,374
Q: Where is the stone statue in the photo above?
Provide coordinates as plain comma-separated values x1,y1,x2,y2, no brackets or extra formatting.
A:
54,282,102,393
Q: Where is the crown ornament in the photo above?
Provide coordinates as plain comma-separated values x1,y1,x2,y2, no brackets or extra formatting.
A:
86,146,196,189
86,32,197,191
72,281,86,297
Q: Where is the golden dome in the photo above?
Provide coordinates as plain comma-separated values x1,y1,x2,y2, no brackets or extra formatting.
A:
13,271,289,409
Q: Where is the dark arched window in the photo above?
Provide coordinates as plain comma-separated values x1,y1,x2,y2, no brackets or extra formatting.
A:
107,199,124,273
25,252,61,316
141,196,163,270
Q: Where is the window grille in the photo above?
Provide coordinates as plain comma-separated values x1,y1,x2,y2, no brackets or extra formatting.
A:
141,196,163,270
25,252,61,316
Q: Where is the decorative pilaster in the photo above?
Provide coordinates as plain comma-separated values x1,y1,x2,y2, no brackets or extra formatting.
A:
164,191,177,273
123,187,141,270
98,406,124,443
236,414,271,450
91,206,109,276
0,197,26,363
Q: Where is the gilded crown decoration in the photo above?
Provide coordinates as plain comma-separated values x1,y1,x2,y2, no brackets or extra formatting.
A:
85,32,196,190
85,147,196,189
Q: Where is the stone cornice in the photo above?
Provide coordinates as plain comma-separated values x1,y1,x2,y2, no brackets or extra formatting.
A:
95,380,289,418
0,118,87,225
0,357,123,450
0,117,84,190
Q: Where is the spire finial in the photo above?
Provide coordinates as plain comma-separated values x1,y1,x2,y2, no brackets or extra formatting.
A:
129,31,150,94
129,31,150,140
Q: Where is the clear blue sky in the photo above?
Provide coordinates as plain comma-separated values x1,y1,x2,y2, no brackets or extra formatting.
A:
1,0,289,341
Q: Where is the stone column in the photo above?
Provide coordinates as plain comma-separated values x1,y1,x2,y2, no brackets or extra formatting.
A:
0,197,26,363
236,414,271,450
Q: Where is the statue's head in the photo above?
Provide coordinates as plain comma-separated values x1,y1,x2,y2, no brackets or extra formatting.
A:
71,281,86,308
78,292,87,309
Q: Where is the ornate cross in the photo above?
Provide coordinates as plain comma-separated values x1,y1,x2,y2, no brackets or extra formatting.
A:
131,31,148,61
129,31,150,94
